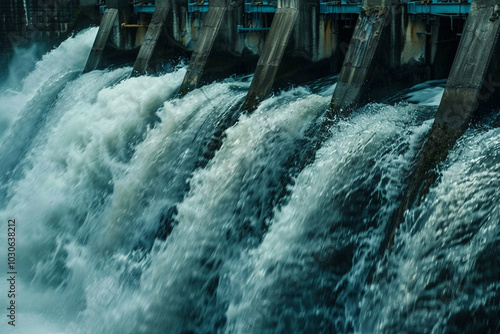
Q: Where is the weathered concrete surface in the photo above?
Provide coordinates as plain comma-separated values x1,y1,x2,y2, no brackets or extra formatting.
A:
291,0,323,61
318,15,338,62
384,0,500,250
329,3,392,114
131,0,170,76
241,0,300,112
83,8,118,73
106,0,135,51
163,0,343,66
178,0,230,95
401,19,432,66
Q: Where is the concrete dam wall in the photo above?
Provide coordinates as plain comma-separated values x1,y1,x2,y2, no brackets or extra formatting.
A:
0,1,465,83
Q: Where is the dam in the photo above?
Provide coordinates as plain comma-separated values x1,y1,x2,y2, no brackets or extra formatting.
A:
0,0,498,333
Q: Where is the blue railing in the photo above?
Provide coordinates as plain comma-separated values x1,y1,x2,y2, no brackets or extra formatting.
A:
100,2,209,14
134,4,155,13
237,25,271,32
99,4,156,13
99,0,471,16
407,0,471,15
320,0,362,14
188,1,209,13
244,1,277,13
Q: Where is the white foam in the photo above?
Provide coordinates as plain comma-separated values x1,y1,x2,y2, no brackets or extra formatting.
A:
0,28,98,137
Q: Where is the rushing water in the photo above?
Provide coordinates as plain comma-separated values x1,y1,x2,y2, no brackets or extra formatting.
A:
0,30,498,334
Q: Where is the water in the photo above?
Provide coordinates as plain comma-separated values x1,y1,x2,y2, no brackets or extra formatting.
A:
0,28,98,139
362,127,500,333
0,32,498,334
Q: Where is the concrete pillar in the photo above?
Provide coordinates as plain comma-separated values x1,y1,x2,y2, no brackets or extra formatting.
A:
241,0,300,112
83,8,118,73
289,0,318,61
384,0,500,250
131,0,170,76
329,0,400,114
401,19,427,66
106,0,134,50
178,0,235,95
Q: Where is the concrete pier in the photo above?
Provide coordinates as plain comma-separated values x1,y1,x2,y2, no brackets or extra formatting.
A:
241,0,300,112
83,8,118,73
329,0,397,115
384,0,500,250
178,0,231,95
131,0,170,76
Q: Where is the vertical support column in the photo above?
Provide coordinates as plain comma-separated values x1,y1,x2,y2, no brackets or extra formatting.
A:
329,0,398,114
178,0,231,95
83,8,118,73
384,0,500,250
241,0,300,112
106,0,133,50
131,0,170,76
389,1,401,70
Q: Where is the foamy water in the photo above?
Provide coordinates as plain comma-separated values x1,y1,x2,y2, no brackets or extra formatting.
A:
0,30,498,334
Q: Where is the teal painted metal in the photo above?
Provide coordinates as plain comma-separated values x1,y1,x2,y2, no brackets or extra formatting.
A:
98,0,470,22
100,4,156,13
237,24,271,32
407,0,471,15
188,1,209,13
134,4,155,13
244,1,276,13
320,1,362,14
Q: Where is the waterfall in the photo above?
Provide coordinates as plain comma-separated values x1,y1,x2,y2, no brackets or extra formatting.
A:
224,102,435,333
0,28,98,139
360,127,500,333
0,31,498,334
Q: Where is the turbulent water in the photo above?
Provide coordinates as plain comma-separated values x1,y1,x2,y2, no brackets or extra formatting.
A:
0,30,498,334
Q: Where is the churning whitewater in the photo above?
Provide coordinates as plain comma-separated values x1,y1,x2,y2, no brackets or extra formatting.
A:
0,31,498,334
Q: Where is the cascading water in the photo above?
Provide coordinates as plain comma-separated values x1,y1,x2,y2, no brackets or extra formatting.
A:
0,31,498,334
360,126,500,333
0,28,99,138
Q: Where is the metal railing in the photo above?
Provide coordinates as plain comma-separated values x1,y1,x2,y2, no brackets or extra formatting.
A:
188,0,209,13
407,0,471,15
320,0,362,14
244,1,277,13
97,0,471,17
